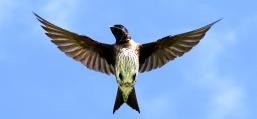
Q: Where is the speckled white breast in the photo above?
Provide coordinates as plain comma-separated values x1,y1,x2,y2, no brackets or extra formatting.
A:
115,47,139,81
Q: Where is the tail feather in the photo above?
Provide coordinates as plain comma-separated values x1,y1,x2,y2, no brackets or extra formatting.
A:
126,88,140,113
113,87,140,114
113,87,124,114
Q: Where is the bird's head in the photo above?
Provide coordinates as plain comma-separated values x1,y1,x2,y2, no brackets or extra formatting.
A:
110,24,131,44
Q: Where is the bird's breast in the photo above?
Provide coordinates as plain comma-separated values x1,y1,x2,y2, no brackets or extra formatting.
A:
115,47,139,77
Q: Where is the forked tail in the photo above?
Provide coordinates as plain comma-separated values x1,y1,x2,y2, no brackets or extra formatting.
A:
113,87,140,113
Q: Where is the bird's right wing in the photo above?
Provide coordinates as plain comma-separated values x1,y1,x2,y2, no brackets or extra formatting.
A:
139,20,220,73
35,13,115,75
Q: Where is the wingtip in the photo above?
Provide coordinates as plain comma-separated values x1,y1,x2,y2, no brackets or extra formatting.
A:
32,11,36,15
33,12,44,22
214,18,222,23
209,18,222,26
32,12,39,18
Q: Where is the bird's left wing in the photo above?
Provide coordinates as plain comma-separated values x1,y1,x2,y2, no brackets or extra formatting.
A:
35,13,115,75
139,20,220,73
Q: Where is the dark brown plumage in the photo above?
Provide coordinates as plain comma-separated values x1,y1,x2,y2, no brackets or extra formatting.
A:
34,12,220,113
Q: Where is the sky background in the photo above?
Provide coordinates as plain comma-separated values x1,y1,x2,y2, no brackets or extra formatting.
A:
0,0,257,119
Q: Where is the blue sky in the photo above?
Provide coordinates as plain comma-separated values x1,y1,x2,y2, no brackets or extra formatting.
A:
0,0,256,119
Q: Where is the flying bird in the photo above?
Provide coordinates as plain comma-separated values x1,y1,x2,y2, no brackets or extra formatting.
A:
34,13,220,113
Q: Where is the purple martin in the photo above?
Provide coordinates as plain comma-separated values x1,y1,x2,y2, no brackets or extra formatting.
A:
34,13,220,113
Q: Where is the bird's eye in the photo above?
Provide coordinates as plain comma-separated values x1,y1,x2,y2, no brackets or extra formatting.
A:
119,73,123,81
132,74,136,81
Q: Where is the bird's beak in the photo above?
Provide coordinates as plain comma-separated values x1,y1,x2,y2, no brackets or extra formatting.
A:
110,25,123,31
110,26,122,34
110,26,116,33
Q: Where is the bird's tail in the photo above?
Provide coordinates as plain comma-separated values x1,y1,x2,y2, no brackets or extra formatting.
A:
113,87,140,114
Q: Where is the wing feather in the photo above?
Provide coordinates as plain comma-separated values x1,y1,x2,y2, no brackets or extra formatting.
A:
35,13,115,75
139,19,221,73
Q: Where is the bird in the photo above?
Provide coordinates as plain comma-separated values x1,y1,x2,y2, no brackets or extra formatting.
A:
34,13,220,114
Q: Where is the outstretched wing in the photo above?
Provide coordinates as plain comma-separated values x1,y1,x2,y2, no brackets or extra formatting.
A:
35,13,115,75
139,20,220,73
